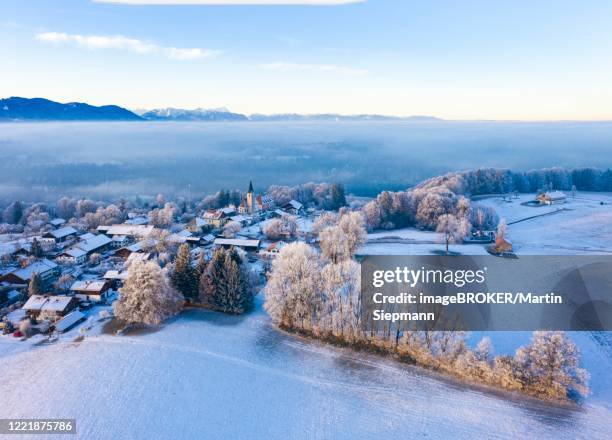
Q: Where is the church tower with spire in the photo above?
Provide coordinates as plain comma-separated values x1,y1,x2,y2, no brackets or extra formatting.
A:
246,180,254,214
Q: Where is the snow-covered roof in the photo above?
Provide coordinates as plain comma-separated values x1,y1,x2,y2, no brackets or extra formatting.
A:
202,234,215,243
10,259,58,281
543,191,566,200
103,270,128,280
192,217,206,227
70,280,108,293
112,235,129,242
127,252,152,264
229,215,248,223
44,226,77,239
284,200,303,210
23,295,74,312
124,216,149,225
79,232,96,241
204,210,225,220
104,224,155,237
49,218,66,227
221,207,237,215
214,238,260,248
55,310,85,333
74,234,112,254
61,248,87,259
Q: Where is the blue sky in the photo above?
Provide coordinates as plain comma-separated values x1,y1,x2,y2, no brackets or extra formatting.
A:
1,0,612,119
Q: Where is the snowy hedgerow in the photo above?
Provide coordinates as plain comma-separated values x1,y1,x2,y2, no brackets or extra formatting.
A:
114,260,184,326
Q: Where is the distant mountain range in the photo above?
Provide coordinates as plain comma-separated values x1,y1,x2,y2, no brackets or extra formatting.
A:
138,107,248,121
0,97,143,121
0,97,442,122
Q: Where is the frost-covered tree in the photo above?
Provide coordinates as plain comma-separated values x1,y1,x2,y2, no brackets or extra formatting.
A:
265,242,320,330
514,331,589,399
436,214,468,254
361,200,381,231
311,212,338,236
3,201,23,224
171,244,198,302
263,214,298,240
222,221,241,238
496,218,507,238
56,196,76,220
416,190,456,229
319,212,366,263
114,260,184,325
55,273,74,293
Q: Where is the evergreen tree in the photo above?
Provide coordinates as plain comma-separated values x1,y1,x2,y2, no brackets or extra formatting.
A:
199,247,252,314
30,238,43,258
330,183,347,210
170,244,198,302
28,273,42,297
199,247,227,305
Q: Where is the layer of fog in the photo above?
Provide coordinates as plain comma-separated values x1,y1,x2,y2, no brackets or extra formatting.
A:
1,120,611,203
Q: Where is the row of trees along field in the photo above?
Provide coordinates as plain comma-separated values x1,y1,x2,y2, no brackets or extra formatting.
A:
265,211,589,402
112,244,256,326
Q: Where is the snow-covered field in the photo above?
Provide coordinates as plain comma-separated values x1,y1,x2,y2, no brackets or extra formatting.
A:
477,192,612,255
1,295,611,440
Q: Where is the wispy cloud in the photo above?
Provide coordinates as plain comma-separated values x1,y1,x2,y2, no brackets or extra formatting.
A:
94,0,364,4
35,32,219,60
259,61,367,76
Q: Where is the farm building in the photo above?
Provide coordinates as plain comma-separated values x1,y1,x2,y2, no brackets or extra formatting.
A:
536,191,567,205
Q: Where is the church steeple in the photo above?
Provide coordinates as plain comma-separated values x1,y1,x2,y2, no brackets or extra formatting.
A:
248,180,254,193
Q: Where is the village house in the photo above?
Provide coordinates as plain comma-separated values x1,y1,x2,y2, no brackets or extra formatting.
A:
99,224,155,239
494,236,513,254
126,252,153,265
70,280,112,303
187,216,208,234
103,270,128,289
1,259,60,287
56,248,87,264
282,200,304,215
214,238,261,252
22,295,78,320
536,191,567,205
259,241,287,258
203,210,229,229
49,218,66,228
71,234,113,258
114,242,143,259
42,226,78,244
111,235,131,248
